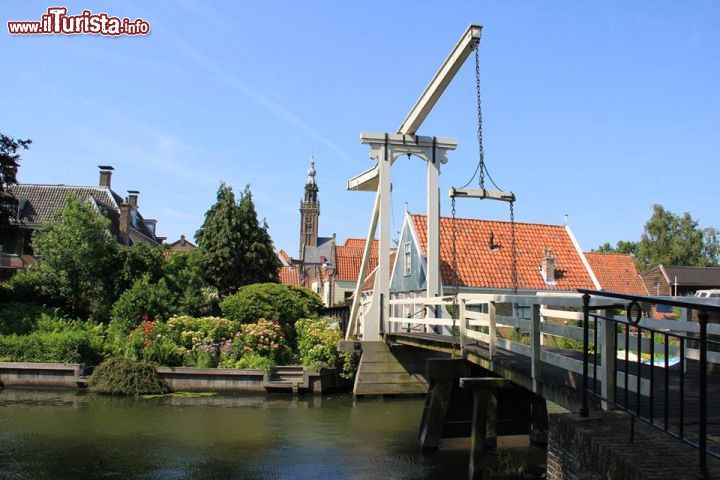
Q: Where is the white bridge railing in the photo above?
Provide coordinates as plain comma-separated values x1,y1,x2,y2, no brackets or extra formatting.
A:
386,292,720,399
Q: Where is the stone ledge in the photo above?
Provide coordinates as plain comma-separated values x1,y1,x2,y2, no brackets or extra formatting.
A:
548,410,719,480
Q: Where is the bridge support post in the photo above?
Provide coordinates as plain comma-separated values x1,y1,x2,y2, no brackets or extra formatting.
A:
418,359,469,450
529,394,549,445
460,377,511,480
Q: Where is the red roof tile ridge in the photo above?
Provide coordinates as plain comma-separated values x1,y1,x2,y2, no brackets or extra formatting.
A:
410,213,566,229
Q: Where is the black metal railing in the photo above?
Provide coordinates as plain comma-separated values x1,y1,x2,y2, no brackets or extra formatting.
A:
578,289,719,478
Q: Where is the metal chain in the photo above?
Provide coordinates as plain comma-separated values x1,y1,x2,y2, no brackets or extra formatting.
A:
510,200,518,294
475,40,485,190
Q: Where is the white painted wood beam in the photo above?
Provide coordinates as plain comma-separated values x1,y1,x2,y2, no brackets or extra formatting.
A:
398,24,482,135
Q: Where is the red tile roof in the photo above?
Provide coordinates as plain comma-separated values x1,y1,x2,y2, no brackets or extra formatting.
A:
361,251,397,291
336,246,378,282
584,252,648,295
278,249,292,265
343,238,379,250
278,266,301,286
410,214,596,291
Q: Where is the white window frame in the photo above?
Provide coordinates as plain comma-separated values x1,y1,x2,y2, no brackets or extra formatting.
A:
403,242,412,277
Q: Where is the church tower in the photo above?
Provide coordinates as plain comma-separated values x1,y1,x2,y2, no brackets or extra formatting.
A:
299,159,320,258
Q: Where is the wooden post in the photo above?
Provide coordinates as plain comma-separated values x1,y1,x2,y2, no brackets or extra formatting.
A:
418,359,469,450
600,308,616,410
418,380,453,450
459,298,467,354
488,301,497,362
469,387,490,480
529,394,549,445
531,304,542,389
485,391,498,449
460,378,510,480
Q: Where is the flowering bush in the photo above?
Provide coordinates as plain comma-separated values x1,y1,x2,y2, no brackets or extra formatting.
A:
296,317,358,379
218,319,290,367
125,317,185,366
163,315,241,368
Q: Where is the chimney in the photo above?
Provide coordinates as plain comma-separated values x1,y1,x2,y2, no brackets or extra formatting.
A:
98,165,114,188
119,201,131,245
127,190,139,208
180,234,186,246
541,247,557,284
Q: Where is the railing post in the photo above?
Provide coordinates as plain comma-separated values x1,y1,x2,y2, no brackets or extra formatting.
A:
459,298,467,355
580,293,590,417
600,308,616,411
488,301,497,362
698,310,708,479
531,303,542,389
684,307,692,374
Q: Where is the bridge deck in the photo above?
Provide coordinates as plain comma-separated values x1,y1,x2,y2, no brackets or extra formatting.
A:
388,331,720,453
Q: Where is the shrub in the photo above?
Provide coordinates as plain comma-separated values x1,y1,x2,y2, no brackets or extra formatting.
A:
238,319,291,362
164,316,241,368
88,357,169,396
165,316,240,349
110,275,176,335
234,352,276,372
123,318,185,366
295,317,342,369
0,301,53,335
220,283,323,344
296,317,358,380
0,328,104,364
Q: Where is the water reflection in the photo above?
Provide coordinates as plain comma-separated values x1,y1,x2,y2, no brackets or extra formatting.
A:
0,388,469,480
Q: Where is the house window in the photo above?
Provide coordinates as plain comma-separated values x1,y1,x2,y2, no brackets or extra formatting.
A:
403,242,411,276
0,229,23,256
653,276,660,287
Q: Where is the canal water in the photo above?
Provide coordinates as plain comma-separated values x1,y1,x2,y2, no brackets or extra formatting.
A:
0,388,544,479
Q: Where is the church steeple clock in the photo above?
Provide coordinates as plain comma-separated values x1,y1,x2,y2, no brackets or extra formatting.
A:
299,160,320,259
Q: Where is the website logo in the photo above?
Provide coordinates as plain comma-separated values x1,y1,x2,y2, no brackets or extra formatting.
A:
7,7,150,36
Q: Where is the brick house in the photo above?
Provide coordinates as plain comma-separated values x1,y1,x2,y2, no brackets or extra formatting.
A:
0,165,163,277
641,264,720,296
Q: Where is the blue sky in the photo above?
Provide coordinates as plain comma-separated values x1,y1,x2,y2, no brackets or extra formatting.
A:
2,1,718,257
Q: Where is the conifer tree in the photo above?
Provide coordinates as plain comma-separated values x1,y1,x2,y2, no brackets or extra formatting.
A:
195,184,280,297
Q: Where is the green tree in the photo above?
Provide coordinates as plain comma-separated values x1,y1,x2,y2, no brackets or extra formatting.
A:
115,243,165,295
109,275,176,335
30,196,118,318
0,133,31,226
236,185,280,285
635,204,708,270
164,249,216,316
594,240,638,256
195,184,280,297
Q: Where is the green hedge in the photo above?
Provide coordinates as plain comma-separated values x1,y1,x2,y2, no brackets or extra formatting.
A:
0,329,104,364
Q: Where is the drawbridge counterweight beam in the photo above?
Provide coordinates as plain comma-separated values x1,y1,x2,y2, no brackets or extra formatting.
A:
449,187,515,203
